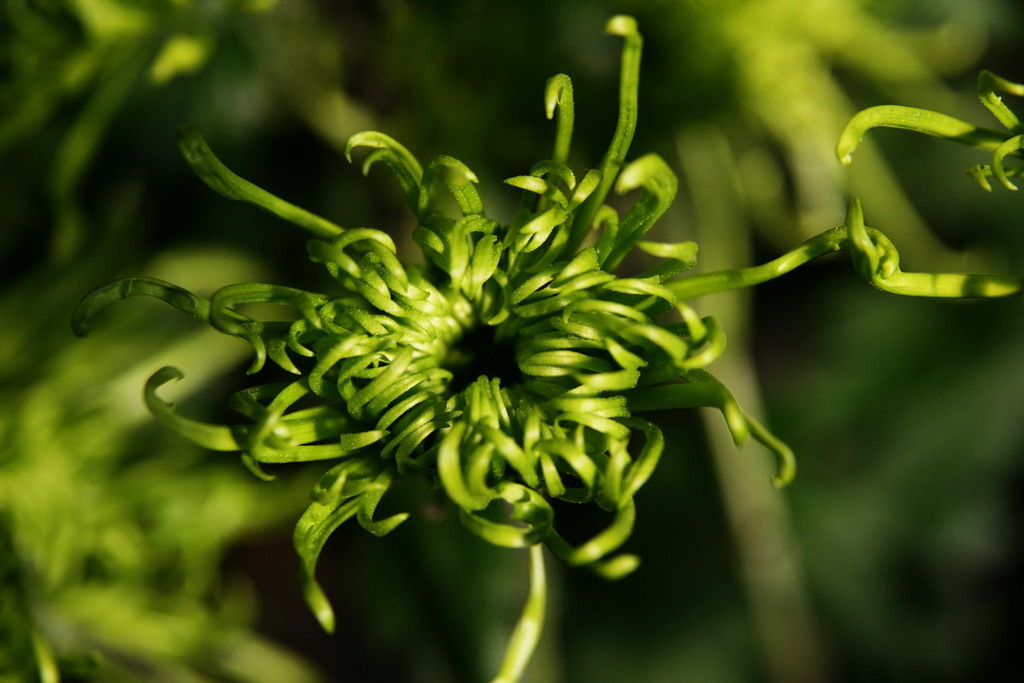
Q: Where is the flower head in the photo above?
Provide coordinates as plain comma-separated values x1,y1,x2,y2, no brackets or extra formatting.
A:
74,15,1021,682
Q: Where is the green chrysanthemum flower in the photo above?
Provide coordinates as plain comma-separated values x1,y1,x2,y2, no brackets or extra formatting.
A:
74,16,1022,682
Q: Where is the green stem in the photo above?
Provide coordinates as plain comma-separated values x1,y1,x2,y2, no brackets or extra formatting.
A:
670,228,848,299
668,207,1023,300
492,545,546,683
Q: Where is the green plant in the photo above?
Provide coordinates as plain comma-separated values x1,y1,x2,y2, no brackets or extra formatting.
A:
72,15,1022,682
0,247,321,683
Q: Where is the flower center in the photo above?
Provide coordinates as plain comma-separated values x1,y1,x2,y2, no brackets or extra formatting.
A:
442,324,522,395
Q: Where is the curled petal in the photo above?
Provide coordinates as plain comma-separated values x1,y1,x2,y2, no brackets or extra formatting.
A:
567,15,642,253
966,163,1024,192
209,283,327,337
567,169,602,212
294,495,359,634
991,133,1024,190
637,240,698,281
419,155,484,218
978,70,1024,133
625,369,794,487
602,154,678,271
459,482,554,548
294,459,396,633
836,105,1006,165
73,277,212,336
843,200,1024,297
617,418,665,502
345,130,424,211
356,473,410,537
145,367,247,451
544,74,574,164
505,175,569,209
178,124,343,238
530,160,576,196
546,498,636,568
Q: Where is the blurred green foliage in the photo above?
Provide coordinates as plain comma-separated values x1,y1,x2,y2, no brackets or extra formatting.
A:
2,0,1022,681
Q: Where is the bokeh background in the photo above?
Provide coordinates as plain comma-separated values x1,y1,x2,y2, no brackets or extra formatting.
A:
3,1,1023,681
